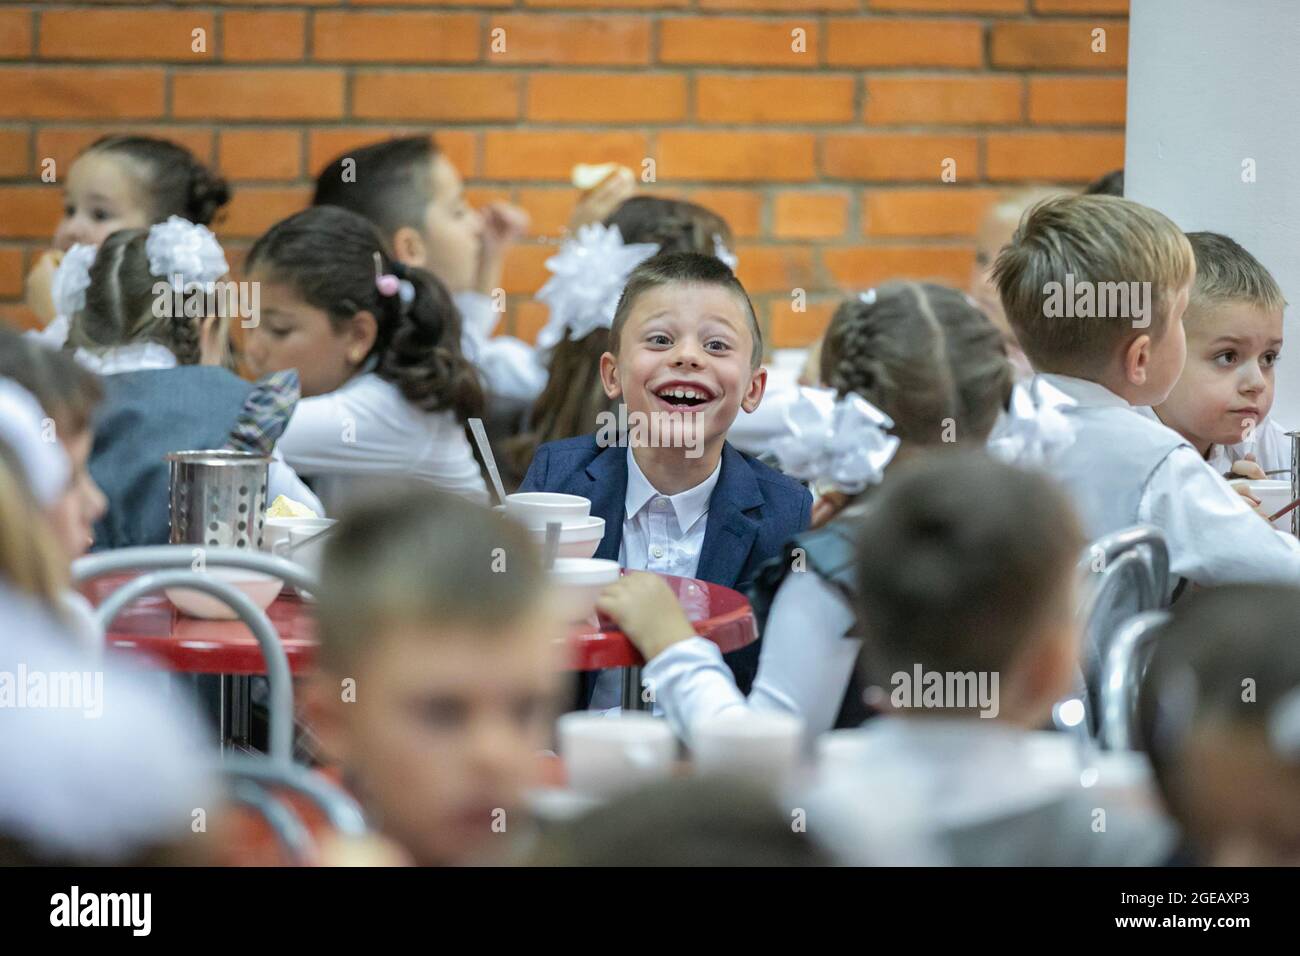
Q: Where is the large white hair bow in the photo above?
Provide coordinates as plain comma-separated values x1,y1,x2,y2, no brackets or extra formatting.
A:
0,379,70,507
986,377,1076,466
713,234,738,272
49,243,98,319
145,215,229,290
770,387,900,493
534,223,660,351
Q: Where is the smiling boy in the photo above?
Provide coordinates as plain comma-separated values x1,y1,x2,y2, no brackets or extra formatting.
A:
520,252,811,706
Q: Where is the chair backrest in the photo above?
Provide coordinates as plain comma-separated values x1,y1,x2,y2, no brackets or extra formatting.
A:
221,755,368,866
73,545,318,765
1098,610,1169,752
1075,526,1171,736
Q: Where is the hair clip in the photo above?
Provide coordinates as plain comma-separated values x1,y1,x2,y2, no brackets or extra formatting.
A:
373,252,400,298
859,288,878,307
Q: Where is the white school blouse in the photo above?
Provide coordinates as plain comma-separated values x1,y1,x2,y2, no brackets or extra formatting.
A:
643,571,859,743
1042,374,1300,588
275,370,488,516
454,291,548,404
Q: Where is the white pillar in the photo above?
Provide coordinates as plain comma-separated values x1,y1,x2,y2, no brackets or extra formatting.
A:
1125,0,1300,424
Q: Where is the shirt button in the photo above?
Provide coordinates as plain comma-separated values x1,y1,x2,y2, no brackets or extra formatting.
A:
652,546,665,559
654,499,670,511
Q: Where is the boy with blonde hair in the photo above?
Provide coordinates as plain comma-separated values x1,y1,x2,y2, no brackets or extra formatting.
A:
1150,231,1288,479
993,195,1300,590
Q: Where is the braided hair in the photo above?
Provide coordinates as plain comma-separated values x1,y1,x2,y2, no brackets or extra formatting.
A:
84,136,230,226
245,206,484,422
820,282,1013,448
66,228,209,366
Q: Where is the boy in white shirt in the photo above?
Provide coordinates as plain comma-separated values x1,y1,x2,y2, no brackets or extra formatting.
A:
1149,231,1289,482
991,195,1300,590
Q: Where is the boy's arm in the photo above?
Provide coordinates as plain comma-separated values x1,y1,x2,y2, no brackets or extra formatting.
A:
1140,446,1300,590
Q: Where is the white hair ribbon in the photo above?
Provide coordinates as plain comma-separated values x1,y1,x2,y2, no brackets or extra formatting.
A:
0,378,70,507
770,387,900,494
534,223,660,351
986,377,1077,466
49,243,98,320
145,216,229,291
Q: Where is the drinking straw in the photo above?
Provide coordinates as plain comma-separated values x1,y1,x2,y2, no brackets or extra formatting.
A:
468,417,508,506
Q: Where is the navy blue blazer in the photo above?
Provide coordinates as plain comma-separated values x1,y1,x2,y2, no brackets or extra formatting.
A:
520,435,812,702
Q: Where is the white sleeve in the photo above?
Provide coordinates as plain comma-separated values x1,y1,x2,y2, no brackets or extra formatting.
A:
267,446,325,517
642,571,860,744
455,291,548,404
275,378,487,504
1139,445,1300,588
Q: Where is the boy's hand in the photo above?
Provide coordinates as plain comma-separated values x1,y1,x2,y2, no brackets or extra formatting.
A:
596,571,696,661
567,167,635,233
25,249,62,324
1229,456,1267,481
476,202,531,294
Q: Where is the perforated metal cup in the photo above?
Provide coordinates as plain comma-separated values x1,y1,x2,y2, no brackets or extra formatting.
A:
165,450,270,550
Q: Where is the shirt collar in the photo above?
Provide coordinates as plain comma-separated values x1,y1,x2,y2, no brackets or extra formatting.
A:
624,446,722,530
74,342,178,376
1034,373,1132,410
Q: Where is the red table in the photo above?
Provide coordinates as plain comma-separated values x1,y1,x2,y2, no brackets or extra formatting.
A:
88,572,758,676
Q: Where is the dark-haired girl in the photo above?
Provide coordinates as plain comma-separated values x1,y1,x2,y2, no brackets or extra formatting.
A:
27,135,231,337
599,282,1016,739
244,206,489,513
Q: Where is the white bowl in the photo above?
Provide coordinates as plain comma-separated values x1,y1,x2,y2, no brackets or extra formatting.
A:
692,712,805,785
165,568,284,620
527,515,606,560
505,492,591,530
1230,478,1293,530
557,712,676,797
549,557,621,622
262,516,335,553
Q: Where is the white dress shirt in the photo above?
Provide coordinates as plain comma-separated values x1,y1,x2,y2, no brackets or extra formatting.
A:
799,719,1175,866
1041,373,1300,588
454,291,548,404
276,371,488,516
589,448,721,710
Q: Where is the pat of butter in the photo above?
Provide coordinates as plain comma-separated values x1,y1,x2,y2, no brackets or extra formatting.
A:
267,494,317,519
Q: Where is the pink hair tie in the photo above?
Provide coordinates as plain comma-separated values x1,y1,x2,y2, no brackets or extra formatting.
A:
373,251,400,297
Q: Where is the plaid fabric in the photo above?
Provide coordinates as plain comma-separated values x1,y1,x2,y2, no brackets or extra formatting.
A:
224,368,300,456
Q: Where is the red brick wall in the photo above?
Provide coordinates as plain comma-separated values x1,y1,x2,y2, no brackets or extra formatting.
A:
0,0,1128,348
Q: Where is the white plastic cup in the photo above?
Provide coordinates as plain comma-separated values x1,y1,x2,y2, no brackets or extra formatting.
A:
557,712,676,797
1230,478,1292,530
504,492,591,530
692,712,806,785
549,557,621,622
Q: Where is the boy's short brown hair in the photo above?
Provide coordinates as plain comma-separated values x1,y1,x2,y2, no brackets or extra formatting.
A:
992,195,1195,375
316,487,545,672
1184,231,1286,326
609,251,763,368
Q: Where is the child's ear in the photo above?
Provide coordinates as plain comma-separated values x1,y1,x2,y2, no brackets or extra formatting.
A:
347,310,379,365
1123,332,1153,387
599,351,623,400
390,226,428,269
740,365,768,414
